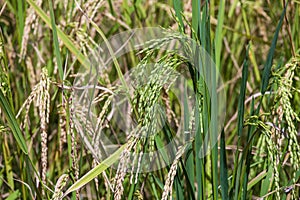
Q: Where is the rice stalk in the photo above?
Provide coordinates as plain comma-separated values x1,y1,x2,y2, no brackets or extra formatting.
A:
265,129,280,199
25,57,37,89
0,28,12,102
68,90,79,199
161,145,186,200
92,159,99,192
20,0,42,60
271,55,300,198
38,67,50,195
15,67,50,195
58,96,67,154
113,138,137,200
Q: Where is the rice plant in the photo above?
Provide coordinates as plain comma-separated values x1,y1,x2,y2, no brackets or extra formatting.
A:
0,0,299,199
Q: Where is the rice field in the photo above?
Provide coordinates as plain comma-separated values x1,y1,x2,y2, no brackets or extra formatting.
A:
0,0,299,199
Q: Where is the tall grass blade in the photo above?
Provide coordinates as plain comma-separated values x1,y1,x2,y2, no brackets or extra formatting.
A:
64,144,126,196
200,2,211,54
194,74,204,200
259,164,274,197
214,0,225,70
237,45,249,137
231,45,249,199
261,3,287,94
184,81,195,200
242,99,255,199
210,40,218,200
2,139,14,190
247,170,267,191
48,0,63,80
191,0,199,38
173,0,184,33
16,0,24,45
191,9,201,200
174,174,184,200
0,90,28,154
220,128,228,199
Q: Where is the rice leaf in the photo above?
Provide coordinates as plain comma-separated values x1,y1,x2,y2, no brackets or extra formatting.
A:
261,3,287,94
173,0,184,33
64,144,126,196
16,0,24,45
231,45,249,200
220,128,229,200
48,0,63,80
237,45,249,137
214,0,225,70
2,139,14,191
260,164,274,197
247,170,267,191
0,90,28,155
242,98,256,200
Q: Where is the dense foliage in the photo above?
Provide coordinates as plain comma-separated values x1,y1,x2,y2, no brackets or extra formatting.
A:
0,0,299,199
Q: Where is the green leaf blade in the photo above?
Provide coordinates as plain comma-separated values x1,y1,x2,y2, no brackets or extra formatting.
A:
0,90,28,154
64,144,126,196
261,3,287,94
